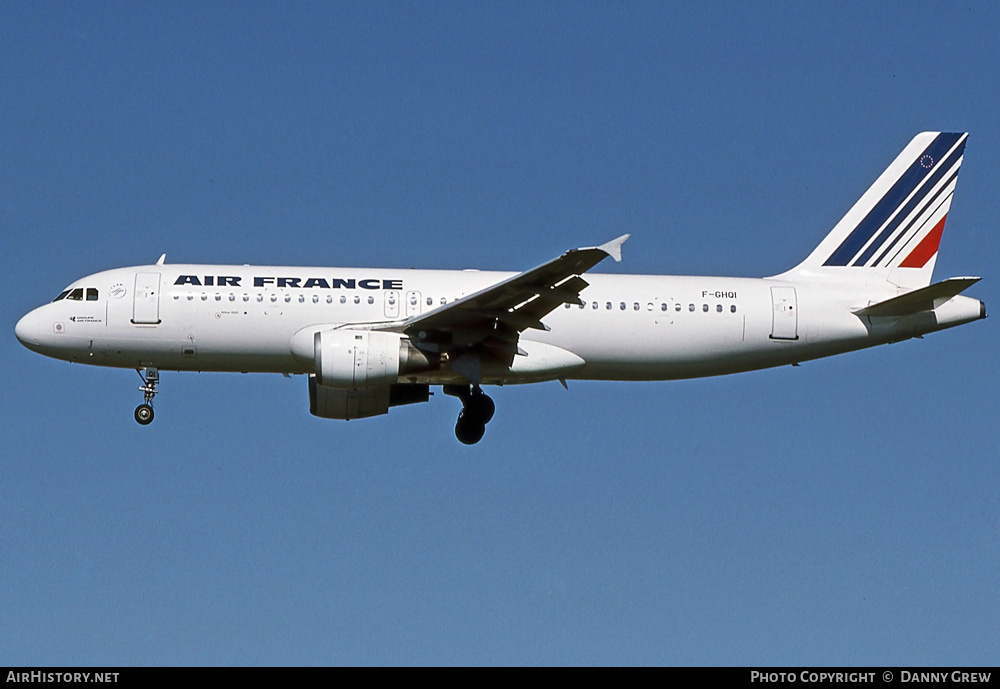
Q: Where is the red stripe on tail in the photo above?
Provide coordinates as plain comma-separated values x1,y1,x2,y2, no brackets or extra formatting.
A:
899,215,947,268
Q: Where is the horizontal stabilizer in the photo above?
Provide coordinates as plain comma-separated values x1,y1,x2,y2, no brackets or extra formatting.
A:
853,277,981,317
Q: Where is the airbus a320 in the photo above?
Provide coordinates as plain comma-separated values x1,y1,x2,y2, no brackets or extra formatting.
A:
15,132,985,443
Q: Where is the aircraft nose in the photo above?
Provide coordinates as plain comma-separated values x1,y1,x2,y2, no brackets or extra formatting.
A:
15,309,41,348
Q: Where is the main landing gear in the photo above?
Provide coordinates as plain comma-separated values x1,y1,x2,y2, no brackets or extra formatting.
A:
134,367,159,425
444,384,495,445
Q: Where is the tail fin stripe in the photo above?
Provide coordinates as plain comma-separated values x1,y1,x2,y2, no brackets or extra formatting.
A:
872,172,956,267
885,190,953,267
823,132,964,266
851,139,965,267
898,214,947,269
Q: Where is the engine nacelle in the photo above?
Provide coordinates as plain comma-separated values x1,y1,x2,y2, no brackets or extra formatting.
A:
313,330,432,390
299,328,434,389
315,329,401,389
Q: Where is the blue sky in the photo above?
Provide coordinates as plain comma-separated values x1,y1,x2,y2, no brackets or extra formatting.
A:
2,2,998,665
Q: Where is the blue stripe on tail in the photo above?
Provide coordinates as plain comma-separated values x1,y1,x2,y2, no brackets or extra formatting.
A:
852,137,966,267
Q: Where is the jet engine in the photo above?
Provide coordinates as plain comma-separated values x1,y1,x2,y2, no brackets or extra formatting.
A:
313,329,432,389
307,329,434,419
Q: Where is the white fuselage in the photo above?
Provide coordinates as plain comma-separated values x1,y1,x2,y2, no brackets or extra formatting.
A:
14,264,984,385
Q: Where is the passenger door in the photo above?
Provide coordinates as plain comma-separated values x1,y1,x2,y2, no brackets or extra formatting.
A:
132,272,161,325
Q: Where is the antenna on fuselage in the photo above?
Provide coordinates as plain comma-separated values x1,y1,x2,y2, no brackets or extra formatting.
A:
155,254,166,265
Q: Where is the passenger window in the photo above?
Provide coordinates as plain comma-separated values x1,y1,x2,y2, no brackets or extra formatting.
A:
426,297,433,306
256,294,263,302
675,303,681,312
689,304,695,312
326,295,333,304
270,294,277,302
660,303,667,311
312,295,319,303
410,295,417,306
633,302,639,311
284,294,291,303
702,304,708,312
340,296,347,304
565,303,571,309
731,305,737,313
215,294,221,301
229,294,236,302
368,296,374,305
606,302,612,310
716,304,723,313
201,294,208,301
592,302,598,310
298,294,305,303
647,303,653,311
620,302,626,310
86,288,99,301
354,296,360,304
67,288,84,301
243,294,249,302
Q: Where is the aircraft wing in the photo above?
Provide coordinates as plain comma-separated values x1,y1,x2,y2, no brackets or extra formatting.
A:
377,234,628,363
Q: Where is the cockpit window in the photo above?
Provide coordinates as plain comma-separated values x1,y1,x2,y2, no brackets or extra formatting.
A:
54,287,98,302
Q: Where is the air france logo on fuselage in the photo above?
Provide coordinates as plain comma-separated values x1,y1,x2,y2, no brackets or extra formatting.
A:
174,275,403,290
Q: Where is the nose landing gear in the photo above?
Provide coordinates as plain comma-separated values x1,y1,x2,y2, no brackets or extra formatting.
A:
444,384,495,445
134,367,159,425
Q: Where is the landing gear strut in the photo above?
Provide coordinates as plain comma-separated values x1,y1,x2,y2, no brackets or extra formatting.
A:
444,384,495,445
134,367,159,425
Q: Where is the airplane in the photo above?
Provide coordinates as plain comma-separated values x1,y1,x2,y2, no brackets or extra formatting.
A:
15,132,986,444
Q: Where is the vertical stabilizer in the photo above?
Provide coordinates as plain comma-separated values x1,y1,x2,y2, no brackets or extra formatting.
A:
775,132,968,289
